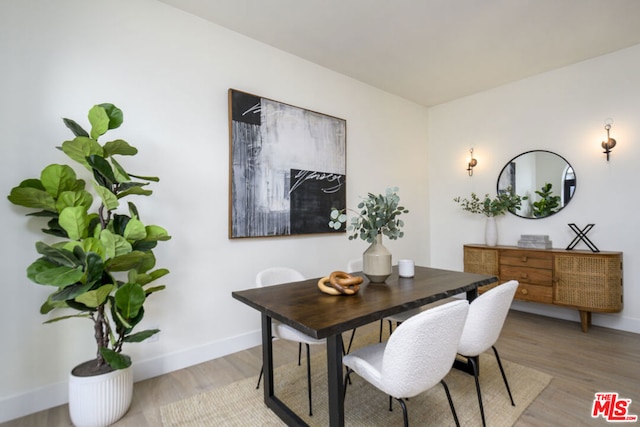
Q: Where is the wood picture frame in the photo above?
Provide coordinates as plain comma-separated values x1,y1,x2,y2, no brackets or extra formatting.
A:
228,89,347,238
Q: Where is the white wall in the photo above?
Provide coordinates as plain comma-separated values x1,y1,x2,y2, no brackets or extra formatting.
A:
428,44,640,334
0,0,429,421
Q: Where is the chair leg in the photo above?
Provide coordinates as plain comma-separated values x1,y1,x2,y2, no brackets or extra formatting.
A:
468,356,486,427
305,343,313,416
388,319,393,336
343,368,353,402
298,342,302,365
440,380,460,427
256,365,263,389
379,319,384,342
346,328,356,354
492,345,515,406
394,397,409,427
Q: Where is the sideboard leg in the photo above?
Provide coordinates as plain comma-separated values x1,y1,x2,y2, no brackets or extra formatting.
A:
579,310,592,332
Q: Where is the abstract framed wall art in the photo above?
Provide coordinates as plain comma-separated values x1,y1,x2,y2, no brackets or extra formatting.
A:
228,89,347,238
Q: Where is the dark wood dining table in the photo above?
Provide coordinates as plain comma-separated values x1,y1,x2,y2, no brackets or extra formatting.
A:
232,265,498,427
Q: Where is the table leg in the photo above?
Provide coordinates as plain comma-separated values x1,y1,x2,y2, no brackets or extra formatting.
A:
466,286,479,302
261,314,307,426
261,314,274,400
327,334,345,427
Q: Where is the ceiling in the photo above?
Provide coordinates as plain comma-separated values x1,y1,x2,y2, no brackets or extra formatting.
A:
158,0,640,107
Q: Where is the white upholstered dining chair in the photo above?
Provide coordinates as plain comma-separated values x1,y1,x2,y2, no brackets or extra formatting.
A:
457,280,519,427
255,267,324,416
343,299,470,427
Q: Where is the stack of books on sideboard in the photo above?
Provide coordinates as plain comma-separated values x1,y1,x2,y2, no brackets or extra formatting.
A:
517,234,552,249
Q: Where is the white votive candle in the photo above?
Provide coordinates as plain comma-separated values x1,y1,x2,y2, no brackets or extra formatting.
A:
398,259,415,278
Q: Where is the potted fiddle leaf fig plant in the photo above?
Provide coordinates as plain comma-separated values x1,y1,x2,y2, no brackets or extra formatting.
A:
329,187,409,282
7,103,170,427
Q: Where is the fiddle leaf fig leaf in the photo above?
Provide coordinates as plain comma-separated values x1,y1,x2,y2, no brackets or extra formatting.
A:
40,164,78,198
32,263,84,287
124,329,159,343
88,105,110,140
59,206,89,240
115,283,145,320
75,284,113,308
117,184,152,198
103,139,137,157
124,218,146,241
61,137,103,169
128,173,159,182
110,156,131,182
107,251,153,272
55,190,93,213
144,225,171,241
35,241,81,267
87,155,117,187
99,103,124,130
100,348,131,369
94,183,119,211
7,185,56,212
62,118,90,138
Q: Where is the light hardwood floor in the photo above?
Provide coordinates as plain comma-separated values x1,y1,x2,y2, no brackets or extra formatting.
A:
2,310,639,426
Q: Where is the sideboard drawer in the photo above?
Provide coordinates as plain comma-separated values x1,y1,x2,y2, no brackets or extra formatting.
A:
500,250,553,269
500,265,553,287
515,283,553,304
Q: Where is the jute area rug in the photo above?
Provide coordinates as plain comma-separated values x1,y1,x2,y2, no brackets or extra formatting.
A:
161,331,552,426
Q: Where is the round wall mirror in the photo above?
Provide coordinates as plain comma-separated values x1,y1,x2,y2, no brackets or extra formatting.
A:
496,150,576,219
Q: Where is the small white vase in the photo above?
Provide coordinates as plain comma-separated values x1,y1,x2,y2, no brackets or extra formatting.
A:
68,361,133,427
485,216,498,247
363,234,392,282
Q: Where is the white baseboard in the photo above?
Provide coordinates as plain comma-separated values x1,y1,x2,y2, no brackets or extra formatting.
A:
0,330,262,423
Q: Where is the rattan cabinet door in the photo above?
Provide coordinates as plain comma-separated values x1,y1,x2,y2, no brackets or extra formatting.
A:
553,254,623,312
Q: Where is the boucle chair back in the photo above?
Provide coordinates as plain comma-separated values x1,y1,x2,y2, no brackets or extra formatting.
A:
457,280,519,357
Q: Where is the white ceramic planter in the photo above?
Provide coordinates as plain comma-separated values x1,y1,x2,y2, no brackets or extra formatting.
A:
363,234,392,282
68,363,133,427
485,216,498,246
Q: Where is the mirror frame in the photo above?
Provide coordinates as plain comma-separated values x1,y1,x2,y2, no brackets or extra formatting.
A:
496,150,576,219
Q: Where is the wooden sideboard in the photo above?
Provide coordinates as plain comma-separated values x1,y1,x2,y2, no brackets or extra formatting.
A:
463,244,623,332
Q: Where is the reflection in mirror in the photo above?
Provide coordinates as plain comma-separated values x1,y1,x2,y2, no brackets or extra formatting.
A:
497,150,576,219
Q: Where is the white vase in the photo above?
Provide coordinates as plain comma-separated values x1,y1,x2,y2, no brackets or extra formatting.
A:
363,234,392,282
68,361,133,427
485,216,498,247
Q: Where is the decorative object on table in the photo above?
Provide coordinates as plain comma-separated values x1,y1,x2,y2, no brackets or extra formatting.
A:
601,119,617,161
496,150,576,219
7,103,171,427
329,187,409,282
453,190,524,247
531,183,561,218
317,271,363,295
398,259,415,278
228,89,346,238
517,235,552,249
566,223,599,252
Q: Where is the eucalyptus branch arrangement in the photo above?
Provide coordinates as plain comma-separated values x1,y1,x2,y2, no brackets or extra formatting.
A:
454,189,525,217
329,187,409,243
7,103,170,375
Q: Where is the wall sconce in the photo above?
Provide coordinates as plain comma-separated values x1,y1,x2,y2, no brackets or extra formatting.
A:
466,148,478,176
601,119,617,161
